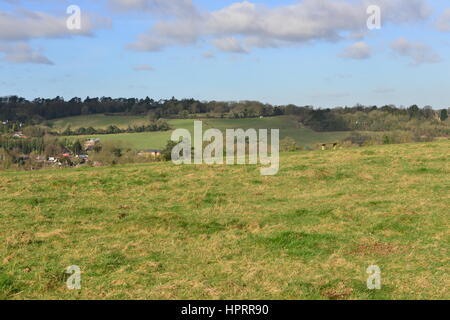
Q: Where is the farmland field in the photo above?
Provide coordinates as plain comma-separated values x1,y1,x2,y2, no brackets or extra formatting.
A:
0,140,448,299
52,115,350,149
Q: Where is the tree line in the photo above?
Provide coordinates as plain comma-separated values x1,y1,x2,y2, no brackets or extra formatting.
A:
1,96,448,129
0,96,284,122
57,120,170,136
0,136,45,154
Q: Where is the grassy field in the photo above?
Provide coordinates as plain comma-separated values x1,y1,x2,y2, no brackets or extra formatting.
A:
0,140,449,299
52,115,349,149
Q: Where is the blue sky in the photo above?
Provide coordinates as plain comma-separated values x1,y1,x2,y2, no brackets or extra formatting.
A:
0,0,449,108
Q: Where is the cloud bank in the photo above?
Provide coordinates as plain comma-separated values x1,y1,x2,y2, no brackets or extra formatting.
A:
0,42,53,65
126,0,432,53
0,7,110,64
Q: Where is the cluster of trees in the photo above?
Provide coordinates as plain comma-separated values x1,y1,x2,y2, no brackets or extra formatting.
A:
0,136,45,154
0,135,86,159
343,131,435,147
284,104,449,132
0,96,280,122
0,136,61,169
58,120,170,136
0,121,23,134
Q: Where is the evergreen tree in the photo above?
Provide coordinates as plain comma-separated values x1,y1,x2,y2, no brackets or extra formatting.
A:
72,140,83,154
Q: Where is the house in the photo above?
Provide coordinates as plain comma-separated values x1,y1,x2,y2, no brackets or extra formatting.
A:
12,132,28,139
84,138,100,151
138,149,162,158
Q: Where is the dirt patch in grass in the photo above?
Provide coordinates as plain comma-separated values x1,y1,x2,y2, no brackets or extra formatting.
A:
349,241,405,256
35,229,65,239
321,282,354,300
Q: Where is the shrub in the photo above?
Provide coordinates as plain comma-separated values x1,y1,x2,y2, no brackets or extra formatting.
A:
280,137,300,152
161,140,180,161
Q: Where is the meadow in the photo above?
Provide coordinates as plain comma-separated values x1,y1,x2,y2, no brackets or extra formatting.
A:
51,115,349,150
0,139,448,299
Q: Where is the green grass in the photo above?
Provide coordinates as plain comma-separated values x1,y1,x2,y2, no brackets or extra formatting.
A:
53,115,349,149
0,140,448,300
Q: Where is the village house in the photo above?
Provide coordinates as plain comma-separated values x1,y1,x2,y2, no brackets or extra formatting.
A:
12,132,28,139
84,138,100,151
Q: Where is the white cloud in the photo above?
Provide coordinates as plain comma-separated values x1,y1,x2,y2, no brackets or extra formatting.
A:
0,42,53,65
375,0,431,23
0,8,110,41
436,8,450,32
339,42,371,59
391,37,441,65
0,7,110,65
128,0,432,53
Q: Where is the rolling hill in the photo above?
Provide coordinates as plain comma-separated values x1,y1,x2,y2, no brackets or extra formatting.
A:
50,115,350,150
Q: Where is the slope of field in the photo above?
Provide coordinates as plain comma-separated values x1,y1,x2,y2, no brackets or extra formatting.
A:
52,115,349,149
50,114,151,130
0,140,449,299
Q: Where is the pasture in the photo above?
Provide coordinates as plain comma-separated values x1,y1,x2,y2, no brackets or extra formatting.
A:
0,140,448,299
51,115,349,149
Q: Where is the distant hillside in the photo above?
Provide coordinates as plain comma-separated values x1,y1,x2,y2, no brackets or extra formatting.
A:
52,115,350,149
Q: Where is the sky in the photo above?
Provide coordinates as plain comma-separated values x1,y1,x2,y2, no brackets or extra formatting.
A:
0,0,449,108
